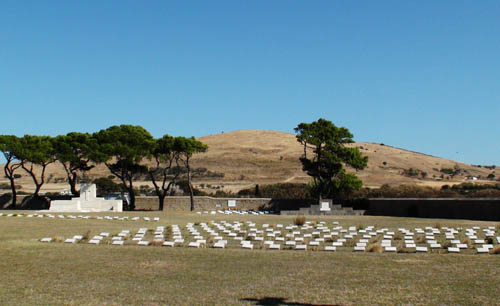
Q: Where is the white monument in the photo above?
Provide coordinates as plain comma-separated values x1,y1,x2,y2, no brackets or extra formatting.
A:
49,184,123,212
320,201,331,212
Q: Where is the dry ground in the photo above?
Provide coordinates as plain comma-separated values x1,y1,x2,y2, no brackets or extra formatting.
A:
1,130,497,194
0,212,499,305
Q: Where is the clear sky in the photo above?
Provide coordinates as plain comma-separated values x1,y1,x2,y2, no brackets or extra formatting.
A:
1,1,499,165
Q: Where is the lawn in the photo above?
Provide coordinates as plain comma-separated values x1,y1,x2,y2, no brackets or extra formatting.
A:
0,211,498,305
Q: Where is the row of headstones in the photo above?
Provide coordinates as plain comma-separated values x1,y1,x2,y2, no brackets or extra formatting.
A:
40,226,165,245
0,212,159,222
351,226,498,253
162,221,500,253
39,221,499,253
196,210,270,216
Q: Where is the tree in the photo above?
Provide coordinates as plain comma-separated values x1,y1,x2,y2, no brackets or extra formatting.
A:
175,137,208,211
92,177,123,195
146,135,182,211
17,135,56,198
53,132,98,196
294,118,367,201
0,135,23,206
94,125,154,210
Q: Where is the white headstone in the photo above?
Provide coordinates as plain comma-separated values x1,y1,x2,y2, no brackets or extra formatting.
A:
320,201,331,212
416,246,428,252
384,246,397,252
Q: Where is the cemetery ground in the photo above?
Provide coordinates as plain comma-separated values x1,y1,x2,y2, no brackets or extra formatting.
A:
0,212,499,305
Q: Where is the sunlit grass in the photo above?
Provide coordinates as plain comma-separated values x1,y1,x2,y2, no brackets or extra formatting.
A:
0,211,498,305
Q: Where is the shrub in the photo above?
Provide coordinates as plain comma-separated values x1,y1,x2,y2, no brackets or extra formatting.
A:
442,241,452,248
82,230,91,241
238,183,312,199
440,168,454,175
491,246,500,255
53,236,64,243
93,177,123,194
367,244,383,253
293,216,306,226
150,240,163,246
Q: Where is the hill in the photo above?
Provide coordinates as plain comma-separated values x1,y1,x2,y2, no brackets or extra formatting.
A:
0,130,497,194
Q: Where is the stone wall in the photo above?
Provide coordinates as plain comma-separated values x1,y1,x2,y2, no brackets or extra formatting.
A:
367,198,500,221
134,196,275,211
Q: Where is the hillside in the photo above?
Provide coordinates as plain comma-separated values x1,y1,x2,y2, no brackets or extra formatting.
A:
0,130,497,194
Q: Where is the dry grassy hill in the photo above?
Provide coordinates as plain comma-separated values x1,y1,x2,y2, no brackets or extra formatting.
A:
1,130,497,194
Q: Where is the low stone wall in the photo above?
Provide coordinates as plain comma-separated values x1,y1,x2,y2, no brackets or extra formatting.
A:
367,198,500,221
134,196,275,211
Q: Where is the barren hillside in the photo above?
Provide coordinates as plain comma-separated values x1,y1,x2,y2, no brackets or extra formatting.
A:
1,130,497,194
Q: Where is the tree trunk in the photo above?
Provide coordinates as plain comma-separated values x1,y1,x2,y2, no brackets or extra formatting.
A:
158,195,165,211
61,162,79,197
33,183,42,198
188,183,194,211
129,190,135,211
127,177,135,211
3,159,18,208
149,170,164,211
23,163,46,198
187,165,194,211
8,177,17,207
69,172,79,196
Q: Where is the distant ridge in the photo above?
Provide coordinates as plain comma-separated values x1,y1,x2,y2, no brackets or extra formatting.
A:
0,129,497,194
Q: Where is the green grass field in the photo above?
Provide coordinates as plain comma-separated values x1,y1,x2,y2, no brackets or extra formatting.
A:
0,211,498,305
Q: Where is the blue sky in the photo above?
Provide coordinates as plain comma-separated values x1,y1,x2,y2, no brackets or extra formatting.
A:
1,1,499,165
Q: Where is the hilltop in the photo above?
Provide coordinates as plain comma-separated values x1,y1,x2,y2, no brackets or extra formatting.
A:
0,130,497,194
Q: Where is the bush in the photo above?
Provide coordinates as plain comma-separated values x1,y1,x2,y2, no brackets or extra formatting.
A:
367,244,383,253
13,174,22,179
351,183,500,199
293,216,306,226
491,246,500,255
93,177,123,195
176,180,207,196
238,183,312,199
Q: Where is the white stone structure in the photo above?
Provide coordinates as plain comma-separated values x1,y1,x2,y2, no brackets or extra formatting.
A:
320,201,331,212
49,184,123,212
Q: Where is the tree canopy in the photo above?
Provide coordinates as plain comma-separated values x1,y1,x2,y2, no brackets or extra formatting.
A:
0,125,208,210
295,118,368,201
52,132,98,196
94,125,155,210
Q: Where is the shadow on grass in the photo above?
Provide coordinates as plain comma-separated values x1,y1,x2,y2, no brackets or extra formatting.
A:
241,297,342,306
